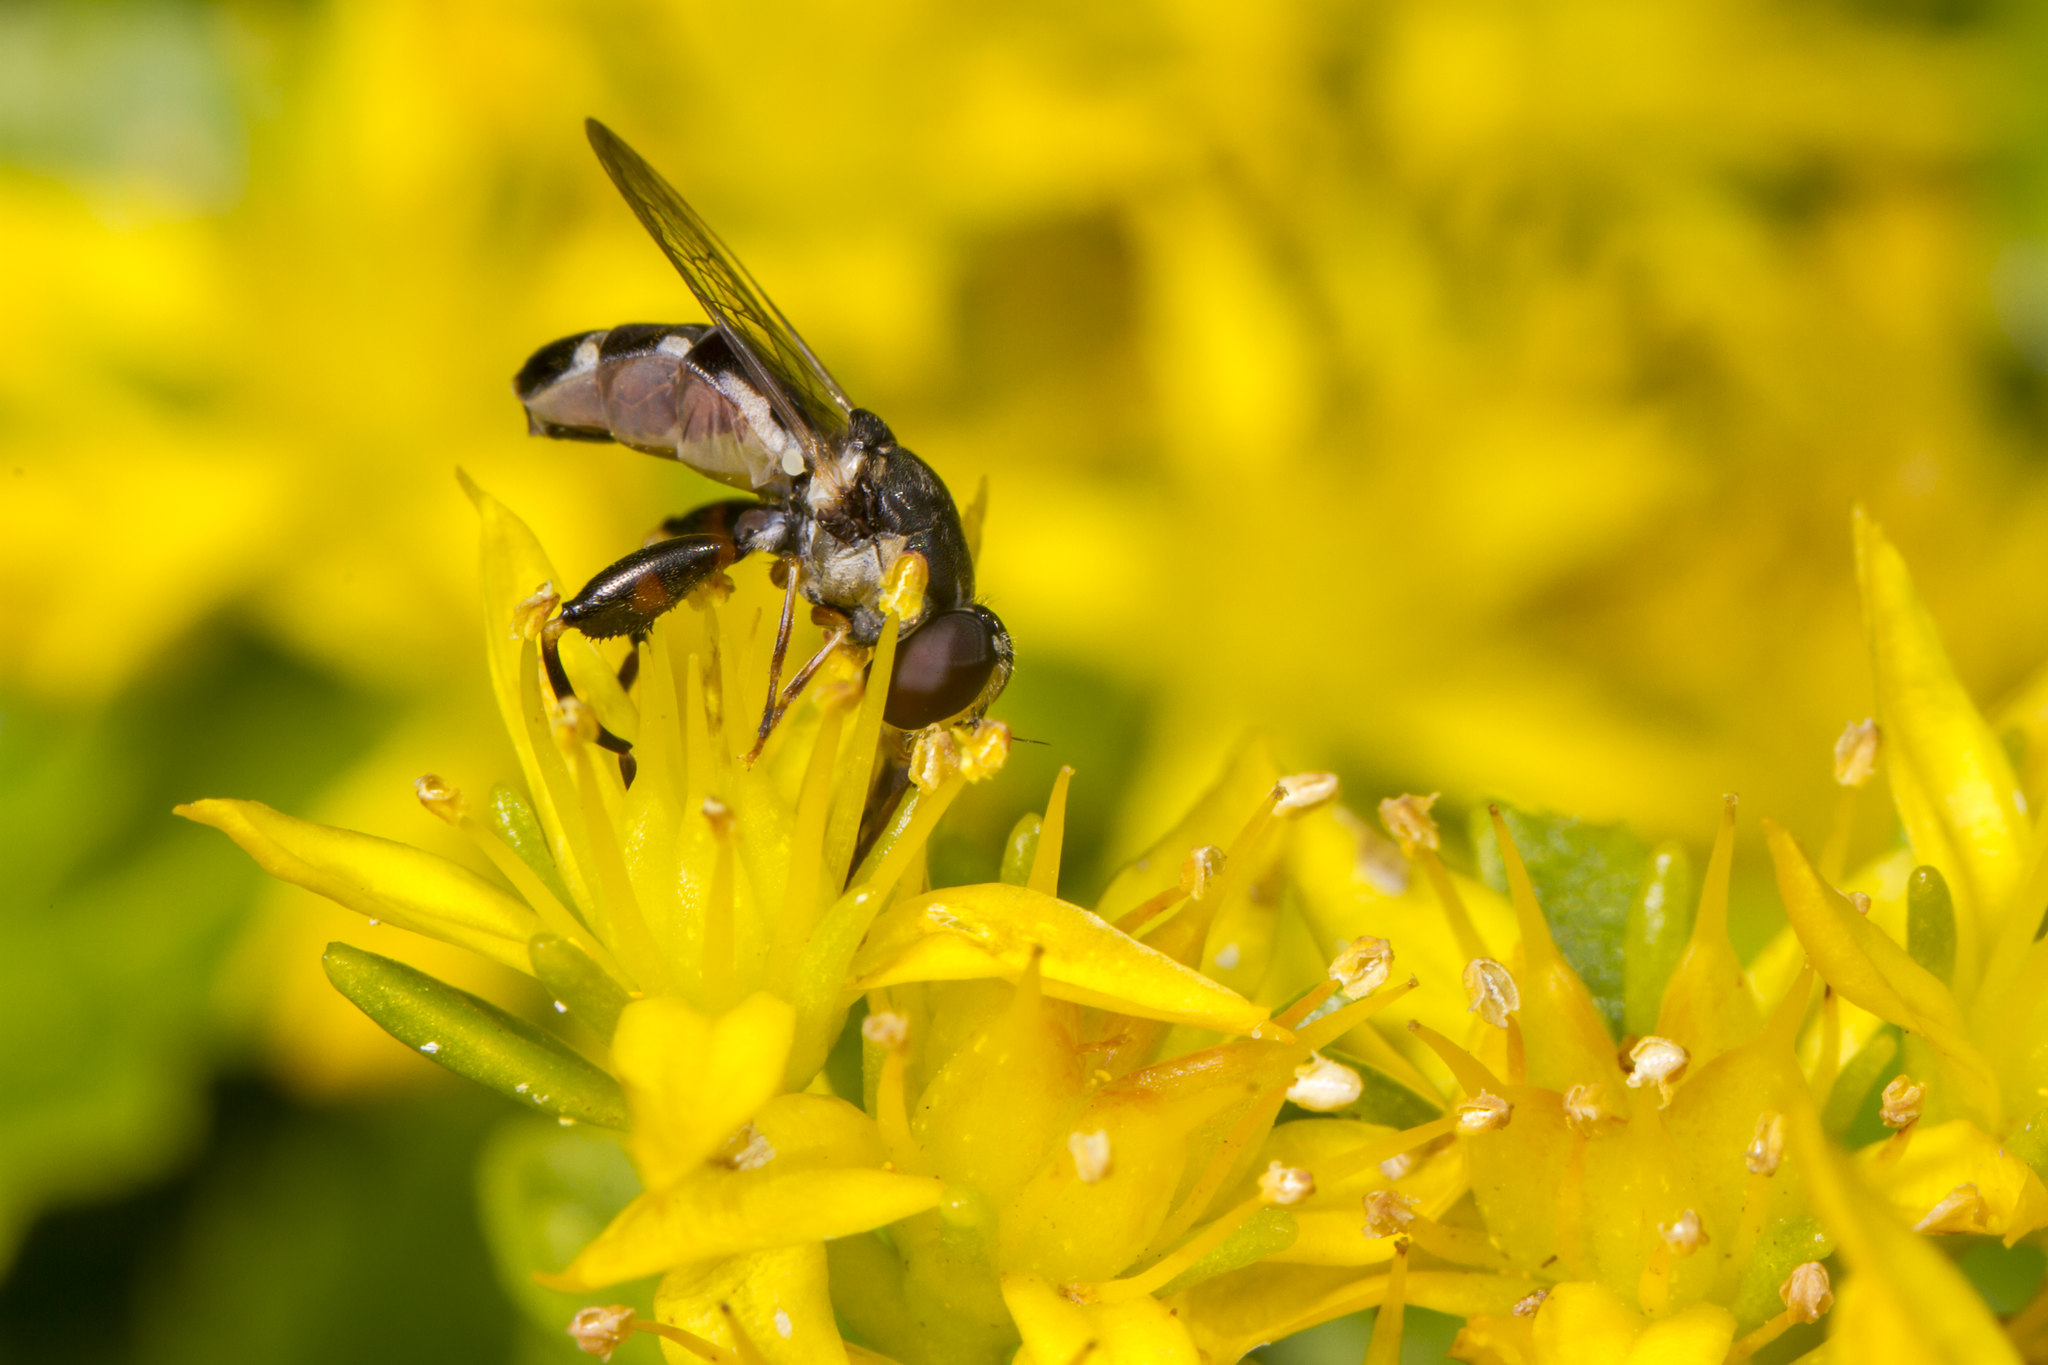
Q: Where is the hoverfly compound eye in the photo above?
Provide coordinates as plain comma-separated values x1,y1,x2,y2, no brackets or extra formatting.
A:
885,607,1011,729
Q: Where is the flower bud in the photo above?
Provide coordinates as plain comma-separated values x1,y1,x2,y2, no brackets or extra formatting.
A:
1329,935,1394,997
1781,1263,1833,1323
1833,719,1879,788
1462,958,1520,1028
1378,793,1441,855
1288,1054,1364,1112
1258,1162,1316,1206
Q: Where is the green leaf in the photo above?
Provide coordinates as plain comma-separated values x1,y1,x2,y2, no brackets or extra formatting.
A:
489,783,576,915
1474,804,1651,1036
528,934,629,1040
1731,1216,1833,1330
1825,1028,1901,1141
1624,844,1693,1037
1908,864,1958,985
322,943,627,1129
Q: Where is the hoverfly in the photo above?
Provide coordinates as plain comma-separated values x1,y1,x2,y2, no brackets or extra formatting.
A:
514,121,1012,781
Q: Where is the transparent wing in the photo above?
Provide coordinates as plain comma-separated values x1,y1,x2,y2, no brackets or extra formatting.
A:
586,119,853,471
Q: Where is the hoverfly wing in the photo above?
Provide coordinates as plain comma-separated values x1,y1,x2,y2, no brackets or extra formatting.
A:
585,119,853,478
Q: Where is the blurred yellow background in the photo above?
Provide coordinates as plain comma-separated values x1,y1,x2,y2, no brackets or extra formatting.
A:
6,0,2048,1360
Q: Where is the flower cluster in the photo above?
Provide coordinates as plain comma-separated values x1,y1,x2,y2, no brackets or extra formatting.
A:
187,490,2048,1364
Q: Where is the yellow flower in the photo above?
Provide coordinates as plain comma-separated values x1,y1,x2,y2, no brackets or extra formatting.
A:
183,485,1282,1361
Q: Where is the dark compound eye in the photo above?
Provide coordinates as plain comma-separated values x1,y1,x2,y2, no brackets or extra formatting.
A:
885,607,1010,729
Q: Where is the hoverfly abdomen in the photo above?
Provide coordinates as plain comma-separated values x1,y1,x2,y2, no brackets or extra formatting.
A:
514,329,613,440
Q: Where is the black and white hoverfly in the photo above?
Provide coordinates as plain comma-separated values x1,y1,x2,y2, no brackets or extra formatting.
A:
513,120,1012,777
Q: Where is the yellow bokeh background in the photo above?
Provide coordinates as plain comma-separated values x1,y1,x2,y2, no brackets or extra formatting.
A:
8,0,2048,1334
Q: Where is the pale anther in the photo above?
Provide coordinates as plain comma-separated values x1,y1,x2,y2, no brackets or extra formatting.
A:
1361,1189,1416,1238
702,797,733,835
1257,1162,1316,1205
1329,935,1394,997
567,1305,635,1361
1746,1111,1785,1176
1626,1036,1689,1105
1914,1182,1986,1234
513,581,559,641
1834,719,1880,788
956,720,1011,782
1463,957,1520,1028
1069,1130,1112,1184
1288,1054,1364,1112
862,1011,909,1050
1880,1074,1925,1129
1378,793,1442,855
1563,1083,1613,1135
1781,1262,1833,1323
552,695,599,748
721,1124,775,1171
1456,1092,1513,1133
909,728,961,789
880,550,929,623
1849,891,1871,916
1659,1208,1707,1256
1378,1152,1415,1181
1181,845,1226,901
1275,772,1340,816
1511,1289,1549,1317
414,773,466,824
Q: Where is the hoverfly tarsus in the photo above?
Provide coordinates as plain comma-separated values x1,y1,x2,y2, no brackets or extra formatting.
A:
514,120,1012,785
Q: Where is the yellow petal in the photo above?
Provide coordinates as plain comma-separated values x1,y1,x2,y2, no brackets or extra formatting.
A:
548,1093,942,1289
1531,1282,1641,1362
1784,1078,2021,1365
175,798,539,969
1856,509,2026,1000
1653,799,1759,1066
1093,736,1280,924
655,1242,849,1364
1763,819,1999,1128
614,992,795,1186
1857,1118,2048,1246
851,884,1268,1033
1622,1303,1736,1365
1173,1263,1535,1364
1002,1270,1200,1365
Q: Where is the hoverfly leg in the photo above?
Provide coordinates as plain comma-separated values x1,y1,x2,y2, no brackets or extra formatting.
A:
544,532,744,787
746,559,803,762
615,630,647,693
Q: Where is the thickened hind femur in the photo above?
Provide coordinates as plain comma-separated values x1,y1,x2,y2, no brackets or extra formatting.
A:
885,606,1010,729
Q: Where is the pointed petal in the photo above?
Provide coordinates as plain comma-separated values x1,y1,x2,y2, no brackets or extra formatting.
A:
655,1242,851,1364
1857,509,2026,999
177,798,539,969
547,1093,941,1289
1764,819,1999,1128
850,884,1268,1033
1003,1271,1201,1365
1785,1077,2021,1365
614,992,795,1186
